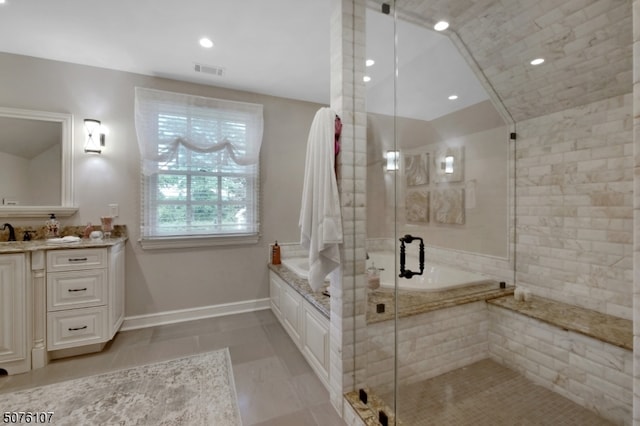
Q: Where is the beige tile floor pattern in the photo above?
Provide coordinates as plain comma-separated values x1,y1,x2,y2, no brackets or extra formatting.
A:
0,310,345,426
385,358,615,425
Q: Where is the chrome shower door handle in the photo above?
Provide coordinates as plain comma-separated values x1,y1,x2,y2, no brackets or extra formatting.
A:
398,234,424,279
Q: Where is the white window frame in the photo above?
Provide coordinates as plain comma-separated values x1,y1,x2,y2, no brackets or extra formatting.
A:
134,88,263,249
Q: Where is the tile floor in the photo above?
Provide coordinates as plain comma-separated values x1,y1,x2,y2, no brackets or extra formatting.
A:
1,309,616,425
385,358,615,425
0,310,345,426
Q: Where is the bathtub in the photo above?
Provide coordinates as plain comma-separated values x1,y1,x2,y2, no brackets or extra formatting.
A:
282,252,491,292
367,251,492,292
281,257,312,279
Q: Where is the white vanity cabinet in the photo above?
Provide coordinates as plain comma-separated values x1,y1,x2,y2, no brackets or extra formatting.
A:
0,253,30,374
46,243,124,353
269,271,330,389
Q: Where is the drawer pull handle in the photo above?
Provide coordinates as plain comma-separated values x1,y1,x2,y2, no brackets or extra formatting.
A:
68,288,88,292
68,325,88,331
68,257,88,262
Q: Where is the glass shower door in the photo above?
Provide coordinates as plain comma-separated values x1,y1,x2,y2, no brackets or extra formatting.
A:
363,0,515,424
363,2,400,422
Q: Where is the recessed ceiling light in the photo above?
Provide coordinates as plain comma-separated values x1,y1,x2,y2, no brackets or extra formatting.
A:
363,76,371,83
434,21,449,31
199,37,214,48
530,58,545,65
366,59,375,67
448,94,458,100
0,1,6,4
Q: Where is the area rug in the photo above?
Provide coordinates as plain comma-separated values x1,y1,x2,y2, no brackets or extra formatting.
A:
0,349,242,425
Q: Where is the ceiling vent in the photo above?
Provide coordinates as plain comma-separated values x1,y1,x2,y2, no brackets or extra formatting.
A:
194,63,225,77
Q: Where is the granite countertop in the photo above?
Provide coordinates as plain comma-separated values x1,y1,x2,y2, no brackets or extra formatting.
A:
0,225,128,254
268,263,330,319
488,295,633,350
368,282,514,324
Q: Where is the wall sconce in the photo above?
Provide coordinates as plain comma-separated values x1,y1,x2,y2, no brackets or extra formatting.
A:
443,155,454,174
84,119,106,154
386,150,399,171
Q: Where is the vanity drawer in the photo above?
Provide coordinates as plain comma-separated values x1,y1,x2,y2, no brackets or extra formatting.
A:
47,269,108,311
47,248,107,272
47,306,108,350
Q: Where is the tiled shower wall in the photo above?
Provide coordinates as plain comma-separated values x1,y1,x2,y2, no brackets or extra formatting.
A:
489,305,632,425
363,302,632,425
366,302,489,394
515,93,633,320
329,0,367,415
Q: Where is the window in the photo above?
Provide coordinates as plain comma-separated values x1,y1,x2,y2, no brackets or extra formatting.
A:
135,88,263,248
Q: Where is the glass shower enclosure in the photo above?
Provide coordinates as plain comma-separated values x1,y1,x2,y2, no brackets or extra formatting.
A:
357,0,516,423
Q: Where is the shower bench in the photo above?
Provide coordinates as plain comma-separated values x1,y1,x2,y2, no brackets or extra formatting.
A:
487,295,632,350
487,294,632,425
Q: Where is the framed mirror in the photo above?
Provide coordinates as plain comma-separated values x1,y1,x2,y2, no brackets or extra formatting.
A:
0,107,77,217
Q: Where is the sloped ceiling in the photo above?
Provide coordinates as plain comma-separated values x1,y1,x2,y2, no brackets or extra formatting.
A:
391,0,633,122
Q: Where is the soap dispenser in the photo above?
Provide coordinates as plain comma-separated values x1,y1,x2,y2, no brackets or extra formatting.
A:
45,213,60,238
271,241,281,265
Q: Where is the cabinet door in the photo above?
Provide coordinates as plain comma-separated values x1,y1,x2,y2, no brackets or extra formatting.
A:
269,273,282,319
280,284,303,347
302,302,330,386
108,243,125,337
0,254,28,374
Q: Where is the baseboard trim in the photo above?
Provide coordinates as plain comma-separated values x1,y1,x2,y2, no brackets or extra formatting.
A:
120,298,271,331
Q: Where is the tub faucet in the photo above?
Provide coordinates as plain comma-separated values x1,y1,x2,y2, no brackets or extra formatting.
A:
2,223,16,242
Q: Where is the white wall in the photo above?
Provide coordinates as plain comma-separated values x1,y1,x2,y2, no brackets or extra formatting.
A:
367,100,510,258
0,52,322,317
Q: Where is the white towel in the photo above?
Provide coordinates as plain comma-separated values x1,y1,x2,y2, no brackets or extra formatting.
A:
299,107,343,291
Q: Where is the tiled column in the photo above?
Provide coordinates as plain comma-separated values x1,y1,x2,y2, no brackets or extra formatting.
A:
329,0,368,415
633,1,640,424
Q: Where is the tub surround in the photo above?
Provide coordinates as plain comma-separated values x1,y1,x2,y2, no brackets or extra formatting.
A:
268,263,329,318
272,244,632,425
368,283,513,324
270,255,513,324
268,263,331,390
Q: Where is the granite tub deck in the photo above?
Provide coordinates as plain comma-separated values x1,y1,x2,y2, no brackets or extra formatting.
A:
268,263,330,318
368,282,514,324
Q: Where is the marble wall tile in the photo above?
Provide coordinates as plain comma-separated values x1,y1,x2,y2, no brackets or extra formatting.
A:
365,302,489,394
489,305,632,425
517,94,633,319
